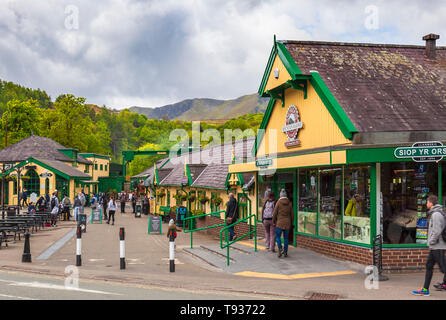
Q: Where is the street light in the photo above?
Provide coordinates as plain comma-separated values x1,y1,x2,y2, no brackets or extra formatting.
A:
1,162,13,220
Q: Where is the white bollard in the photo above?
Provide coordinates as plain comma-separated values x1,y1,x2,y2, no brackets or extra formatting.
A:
120,228,125,270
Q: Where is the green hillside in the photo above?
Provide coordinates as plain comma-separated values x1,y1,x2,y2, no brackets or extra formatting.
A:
129,94,268,120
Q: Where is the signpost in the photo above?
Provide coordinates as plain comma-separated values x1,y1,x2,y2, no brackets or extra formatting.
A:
394,141,445,162
148,215,162,234
91,207,102,224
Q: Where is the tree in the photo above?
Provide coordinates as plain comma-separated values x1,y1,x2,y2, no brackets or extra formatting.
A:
1,99,40,147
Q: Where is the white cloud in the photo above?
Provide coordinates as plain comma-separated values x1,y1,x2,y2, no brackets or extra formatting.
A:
0,0,445,109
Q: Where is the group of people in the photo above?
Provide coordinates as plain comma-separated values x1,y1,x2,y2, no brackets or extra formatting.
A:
224,188,294,259
261,188,294,258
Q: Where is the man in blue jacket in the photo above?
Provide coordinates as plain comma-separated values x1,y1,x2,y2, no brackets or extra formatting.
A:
412,195,446,296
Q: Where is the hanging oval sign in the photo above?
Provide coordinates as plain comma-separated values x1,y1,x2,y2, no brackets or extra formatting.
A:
282,104,303,148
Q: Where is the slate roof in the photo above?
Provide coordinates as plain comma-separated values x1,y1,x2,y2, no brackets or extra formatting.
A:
33,158,91,178
282,40,446,132
135,138,256,189
0,135,92,164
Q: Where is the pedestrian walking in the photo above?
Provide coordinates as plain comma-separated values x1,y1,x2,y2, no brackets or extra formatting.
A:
225,193,239,241
262,192,277,252
45,192,50,210
21,190,29,208
62,194,71,221
120,192,126,214
100,193,108,220
272,189,294,258
73,193,82,222
143,194,149,214
50,191,59,227
412,195,446,296
107,197,117,225
132,192,137,214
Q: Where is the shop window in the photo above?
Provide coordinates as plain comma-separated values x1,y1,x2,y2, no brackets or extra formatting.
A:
381,162,438,245
84,165,89,173
211,192,220,212
258,174,274,220
197,191,207,211
343,165,371,244
95,164,98,170
318,168,342,239
297,168,318,235
13,180,17,195
167,190,170,207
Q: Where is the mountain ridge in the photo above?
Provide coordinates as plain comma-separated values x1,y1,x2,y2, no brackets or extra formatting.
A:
128,93,268,120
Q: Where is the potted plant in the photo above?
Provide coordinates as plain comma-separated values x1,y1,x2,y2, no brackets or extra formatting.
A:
188,194,196,202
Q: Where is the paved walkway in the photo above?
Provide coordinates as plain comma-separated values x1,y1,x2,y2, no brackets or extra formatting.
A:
1,205,446,300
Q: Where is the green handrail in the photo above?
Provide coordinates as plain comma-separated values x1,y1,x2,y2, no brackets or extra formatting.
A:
220,214,257,266
183,210,225,248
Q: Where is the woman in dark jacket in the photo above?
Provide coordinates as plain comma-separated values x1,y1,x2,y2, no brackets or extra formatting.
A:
225,193,239,241
272,189,294,258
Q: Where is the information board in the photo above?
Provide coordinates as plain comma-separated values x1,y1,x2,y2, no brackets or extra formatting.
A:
91,208,102,224
148,216,162,234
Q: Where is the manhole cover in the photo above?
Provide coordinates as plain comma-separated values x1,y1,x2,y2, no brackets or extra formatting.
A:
306,292,339,300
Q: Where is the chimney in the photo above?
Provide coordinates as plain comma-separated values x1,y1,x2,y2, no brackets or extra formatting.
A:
422,33,440,59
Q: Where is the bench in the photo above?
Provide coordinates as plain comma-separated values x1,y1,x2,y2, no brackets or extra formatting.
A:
0,227,16,248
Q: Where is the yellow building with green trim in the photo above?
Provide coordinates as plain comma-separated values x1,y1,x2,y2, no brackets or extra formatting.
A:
0,135,110,205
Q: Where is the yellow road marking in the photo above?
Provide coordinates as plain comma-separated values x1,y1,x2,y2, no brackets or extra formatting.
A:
237,241,268,250
234,270,356,280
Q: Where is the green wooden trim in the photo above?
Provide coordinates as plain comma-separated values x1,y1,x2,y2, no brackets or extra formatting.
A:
439,164,443,205
6,158,73,180
185,163,193,185
258,43,278,96
253,97,275,156
276,42,302,78
310,71,357,140
347,147,414,164
370,164,377,244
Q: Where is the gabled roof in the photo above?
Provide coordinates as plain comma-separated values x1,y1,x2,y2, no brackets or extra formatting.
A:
278,39,446,132
6,157,91,180
0,135,92,164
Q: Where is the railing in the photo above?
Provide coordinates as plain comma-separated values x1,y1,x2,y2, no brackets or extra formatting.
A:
220,214,257,266
183,210,225,249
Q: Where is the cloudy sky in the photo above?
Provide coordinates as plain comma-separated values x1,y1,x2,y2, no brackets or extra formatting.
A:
0,0,445,109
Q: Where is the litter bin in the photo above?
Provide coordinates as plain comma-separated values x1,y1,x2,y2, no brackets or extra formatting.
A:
175,206,187,228
7,206,17,217
78,213,87,233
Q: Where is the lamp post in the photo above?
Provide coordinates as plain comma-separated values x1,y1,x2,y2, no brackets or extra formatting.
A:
1,162,14,220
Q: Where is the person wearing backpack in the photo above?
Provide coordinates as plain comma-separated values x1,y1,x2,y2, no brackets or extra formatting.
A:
412,195,446,296
107,197,117,225
262,191,276,252
62,194,71,221
73,193,82,222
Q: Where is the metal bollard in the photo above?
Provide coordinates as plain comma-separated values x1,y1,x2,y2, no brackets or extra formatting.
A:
22,232,32,263
76,225,82,266
120,228,125,270
169,232,175,272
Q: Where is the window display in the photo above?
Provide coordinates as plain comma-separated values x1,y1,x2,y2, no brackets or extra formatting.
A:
298,169,318,235
318,168,342,239
381,162,438,244
343,165,371,244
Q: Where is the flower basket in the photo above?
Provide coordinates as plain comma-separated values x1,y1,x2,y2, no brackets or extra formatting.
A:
199,196,209,204
180,194,188,201
188,195,196,202
212,197,223,207
157,191,166,198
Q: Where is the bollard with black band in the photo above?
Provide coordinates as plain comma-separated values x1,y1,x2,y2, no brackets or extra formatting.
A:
76,225,82,267
167,219,177,272
120,227,125,270
22,232,32,263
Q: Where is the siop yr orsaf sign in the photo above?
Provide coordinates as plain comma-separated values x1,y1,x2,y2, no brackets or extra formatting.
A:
394,141,446,162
